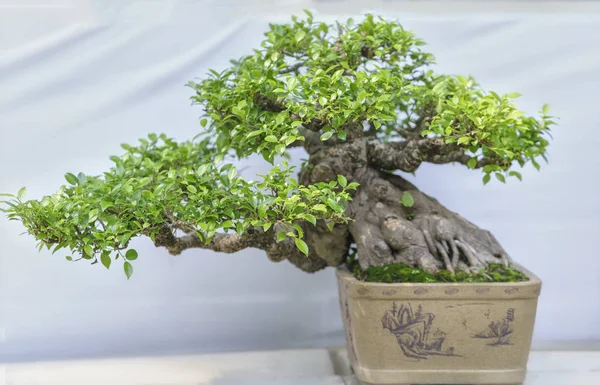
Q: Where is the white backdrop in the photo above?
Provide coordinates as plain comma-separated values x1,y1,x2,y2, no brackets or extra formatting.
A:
1,0,599,362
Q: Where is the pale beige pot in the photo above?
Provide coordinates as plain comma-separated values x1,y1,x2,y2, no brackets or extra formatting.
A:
336,266,541,385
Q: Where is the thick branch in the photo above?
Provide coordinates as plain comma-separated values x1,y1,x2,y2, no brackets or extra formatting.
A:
153,223,333,273
154,226,272,255
366,139,422,172
367,137,506,172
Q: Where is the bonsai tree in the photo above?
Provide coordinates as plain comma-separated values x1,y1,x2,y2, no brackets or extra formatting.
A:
1,13,553,279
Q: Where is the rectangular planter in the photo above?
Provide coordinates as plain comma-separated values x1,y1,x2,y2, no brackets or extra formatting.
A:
336,266,541,385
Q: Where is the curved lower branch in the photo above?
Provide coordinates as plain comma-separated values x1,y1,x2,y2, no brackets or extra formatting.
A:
154,226,271,255
153,223,335,273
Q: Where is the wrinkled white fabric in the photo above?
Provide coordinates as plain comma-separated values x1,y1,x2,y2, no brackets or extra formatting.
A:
1,1,599,361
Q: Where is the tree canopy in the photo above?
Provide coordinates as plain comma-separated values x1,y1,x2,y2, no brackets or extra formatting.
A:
1,12,553,278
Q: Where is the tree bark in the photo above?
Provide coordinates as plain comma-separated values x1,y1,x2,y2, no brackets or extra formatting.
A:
295,136,512,273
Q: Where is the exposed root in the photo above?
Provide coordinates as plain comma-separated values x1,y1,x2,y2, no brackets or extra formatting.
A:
344,167,514,272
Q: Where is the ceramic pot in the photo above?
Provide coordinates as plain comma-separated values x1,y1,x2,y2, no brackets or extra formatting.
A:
336,265,541,384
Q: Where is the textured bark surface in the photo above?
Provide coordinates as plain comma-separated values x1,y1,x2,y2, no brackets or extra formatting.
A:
154,130,512,274
292,133,512,273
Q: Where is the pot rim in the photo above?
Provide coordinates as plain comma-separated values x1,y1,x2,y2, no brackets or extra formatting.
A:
337,263,541,300
337,262,540,287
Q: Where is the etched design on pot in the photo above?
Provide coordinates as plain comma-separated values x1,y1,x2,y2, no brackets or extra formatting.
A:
445,288,459,295
505,287,519,294
472,308,515,346
357,287,369,295
414,288,428,295
382,289,397,296
476,287,490,294
382,302,460,360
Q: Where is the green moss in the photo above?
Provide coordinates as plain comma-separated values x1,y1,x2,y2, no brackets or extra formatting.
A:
347,256,528,283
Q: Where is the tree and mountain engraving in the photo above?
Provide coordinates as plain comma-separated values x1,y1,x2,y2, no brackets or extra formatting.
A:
472,308,516,346
382,302,458,360
382,303,517,359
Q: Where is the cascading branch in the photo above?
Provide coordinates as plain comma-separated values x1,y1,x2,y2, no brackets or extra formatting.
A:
1,12,554,278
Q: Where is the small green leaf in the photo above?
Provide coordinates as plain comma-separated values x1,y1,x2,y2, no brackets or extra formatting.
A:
337,131,347,140
357,91,367,104
77,173,87,186
65,173,79,185
247,130,263,138
319,97,327,106
320,131,333,141
337,175,347,188
327,198,341,211
295,30,306,42
265,135,278,143
187,185,197,194
277,231,286,242
400,191,414,208
101,251,111,269
17,187,26,200
506,92,522,99
101,200,113,211
66,256,73,261
483,174,491,185
457,136,470,145
200,118,208,127
292,224,304,238
495,173,506,183
124,261,133,280
509,171,523,181
312,204,327,212
295,238,309,256
258,205,267,218
541,103,550,115
84,245,94,257
125,249,138,261
467,158,477,169
228,167,237,181
303,213,317,226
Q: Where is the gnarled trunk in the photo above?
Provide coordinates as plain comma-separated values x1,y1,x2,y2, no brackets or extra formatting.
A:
291,134,511,274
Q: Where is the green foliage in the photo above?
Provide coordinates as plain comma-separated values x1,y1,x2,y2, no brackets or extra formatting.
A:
421,75,553,183
350,259,529,283
2,12,553,278
190,13,552,183
189,13,434,162
1,134,355,278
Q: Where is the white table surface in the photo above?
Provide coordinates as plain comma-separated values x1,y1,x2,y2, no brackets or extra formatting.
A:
2,346,600,385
